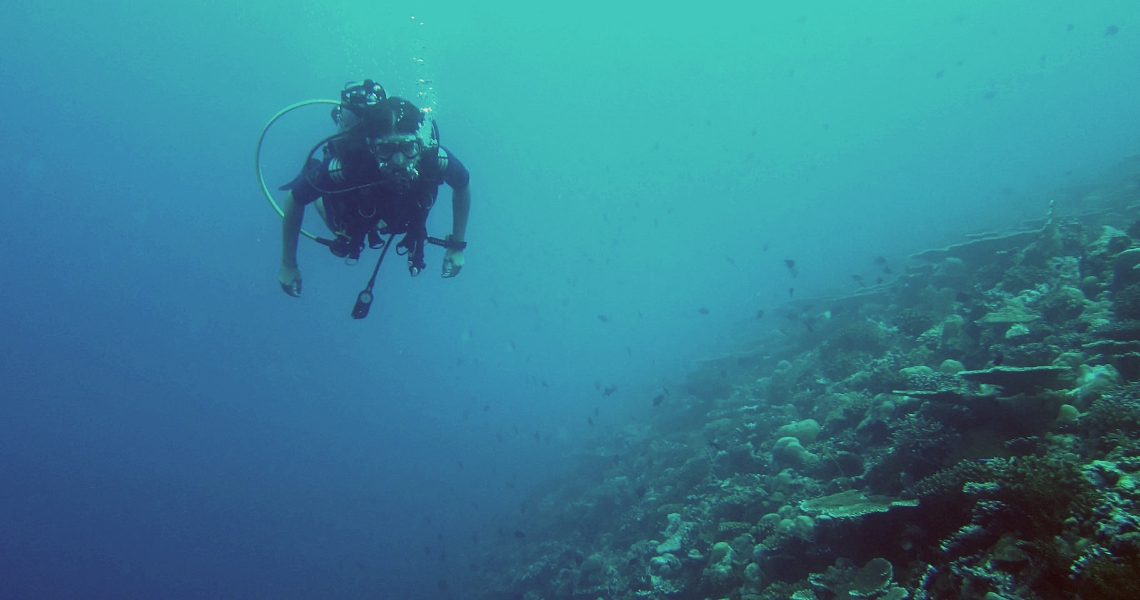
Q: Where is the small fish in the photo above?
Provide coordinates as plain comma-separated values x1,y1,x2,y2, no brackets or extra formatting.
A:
602,385,617,396
597,314,609,323
652,393,664,406
763,243,769,252
438,533,444,542
994,351,1004,366
876,277,883,284
874,256,887,266
594,407,600,417
533,431,540,442
457,460,464,469
756,309,765,319
356,560,366,570
1066,23,1074,32
726,256,736,265
505,481,516,490
784,259,796,269
1105,25,1119,36
788,287,795,298
698,307,710,315
587,417,594,426
935,70,944,79
513,530,526,539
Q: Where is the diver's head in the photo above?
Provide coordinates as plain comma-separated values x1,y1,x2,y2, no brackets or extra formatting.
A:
358,95,435,186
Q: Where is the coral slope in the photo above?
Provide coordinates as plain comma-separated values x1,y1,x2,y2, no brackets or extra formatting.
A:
468,173,1140,600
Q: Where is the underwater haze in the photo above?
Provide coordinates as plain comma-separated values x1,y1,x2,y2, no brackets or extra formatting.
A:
1,1,1138,598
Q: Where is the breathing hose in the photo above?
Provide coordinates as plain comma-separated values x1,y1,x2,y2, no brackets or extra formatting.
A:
254,99,341,242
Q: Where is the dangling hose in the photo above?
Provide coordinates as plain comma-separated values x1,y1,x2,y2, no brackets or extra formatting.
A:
254,99,341,242
351,234,395,320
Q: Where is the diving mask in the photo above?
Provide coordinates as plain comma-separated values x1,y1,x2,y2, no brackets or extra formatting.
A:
368,135,422,162
369,134,422,187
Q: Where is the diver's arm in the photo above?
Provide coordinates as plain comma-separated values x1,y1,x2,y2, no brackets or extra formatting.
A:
450,183,470,242
278,191,304,296
441,183,470,278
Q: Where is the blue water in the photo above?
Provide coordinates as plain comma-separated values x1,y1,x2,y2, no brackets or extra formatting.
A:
1,1,1138,598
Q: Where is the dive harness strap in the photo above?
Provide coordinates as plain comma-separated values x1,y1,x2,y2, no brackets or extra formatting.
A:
397,235,427,276
395,235,465,277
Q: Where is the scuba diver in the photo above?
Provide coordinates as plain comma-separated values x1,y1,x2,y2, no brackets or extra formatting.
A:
273,80,471,310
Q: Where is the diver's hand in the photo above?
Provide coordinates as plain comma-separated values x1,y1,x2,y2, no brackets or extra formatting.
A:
441,234,464,278
278,264,303,297
442,249,464,278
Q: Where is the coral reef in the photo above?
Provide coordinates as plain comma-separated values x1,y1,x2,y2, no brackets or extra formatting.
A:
461,175,1140,600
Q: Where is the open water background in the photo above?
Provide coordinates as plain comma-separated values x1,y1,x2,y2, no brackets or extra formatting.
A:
1,2,1138,598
